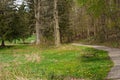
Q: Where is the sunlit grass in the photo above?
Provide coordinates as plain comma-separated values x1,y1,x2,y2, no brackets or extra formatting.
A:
0,45,113,80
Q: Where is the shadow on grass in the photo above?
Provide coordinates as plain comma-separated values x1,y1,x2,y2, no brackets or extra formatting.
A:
18,42,31,44
0,44,30,50
79,56,110,62
0,45,14,49
77,47,111,62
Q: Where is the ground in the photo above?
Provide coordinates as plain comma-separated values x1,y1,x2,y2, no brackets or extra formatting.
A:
0,44,113,80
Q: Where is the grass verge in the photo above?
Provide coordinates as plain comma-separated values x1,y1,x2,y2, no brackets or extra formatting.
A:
0,44,113,80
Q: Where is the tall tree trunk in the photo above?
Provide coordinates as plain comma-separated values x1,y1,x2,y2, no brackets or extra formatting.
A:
1,40,5,47
36,20,40,45
54,0,60,47
34,0,41,45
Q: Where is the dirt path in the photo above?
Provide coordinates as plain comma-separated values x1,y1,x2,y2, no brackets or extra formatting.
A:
72,43,120,80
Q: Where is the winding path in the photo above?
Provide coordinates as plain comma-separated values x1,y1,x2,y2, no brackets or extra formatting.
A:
72,43,120,80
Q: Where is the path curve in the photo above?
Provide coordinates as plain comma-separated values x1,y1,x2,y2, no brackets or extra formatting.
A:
72,43,120,80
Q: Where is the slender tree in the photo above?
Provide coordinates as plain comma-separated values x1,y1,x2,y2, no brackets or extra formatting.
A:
54,0,60,46
33,0,42,45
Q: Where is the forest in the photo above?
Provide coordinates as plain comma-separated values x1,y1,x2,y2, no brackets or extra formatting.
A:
0,0,120,80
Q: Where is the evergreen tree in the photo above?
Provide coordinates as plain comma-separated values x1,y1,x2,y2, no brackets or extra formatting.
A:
0,0,31,46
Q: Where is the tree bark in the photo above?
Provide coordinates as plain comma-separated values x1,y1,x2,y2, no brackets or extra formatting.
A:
36,20,41,45
54,0,60,47
34,0,41,45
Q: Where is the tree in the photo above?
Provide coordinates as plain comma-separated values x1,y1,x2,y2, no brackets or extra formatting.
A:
0,0,15,46
29,0,61,46
11,3,32,43
0,0,31,46
74,0,120,42
33,0,42,45
24,0,120,45
54,0,60,46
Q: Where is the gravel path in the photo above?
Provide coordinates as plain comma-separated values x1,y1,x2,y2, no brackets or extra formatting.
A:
72,43,120,80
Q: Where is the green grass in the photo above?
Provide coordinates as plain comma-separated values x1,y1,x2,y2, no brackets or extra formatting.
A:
5,35,36,44
0,45,113,80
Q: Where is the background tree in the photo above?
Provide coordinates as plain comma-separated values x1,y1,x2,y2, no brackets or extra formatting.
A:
11,3,32,43
0,0,15,46
54,0,60,46
0,0,31,46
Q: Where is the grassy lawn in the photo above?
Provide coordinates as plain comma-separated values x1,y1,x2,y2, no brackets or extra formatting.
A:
0,45,113,80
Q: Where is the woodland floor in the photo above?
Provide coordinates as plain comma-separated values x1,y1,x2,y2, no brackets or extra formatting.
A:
0,44,113,80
